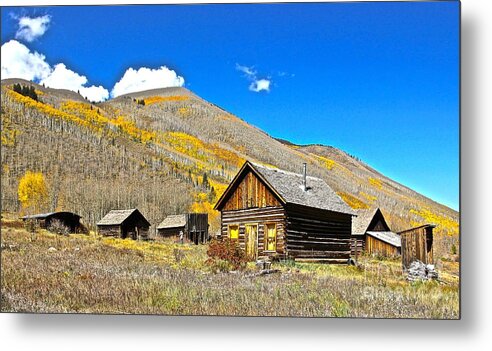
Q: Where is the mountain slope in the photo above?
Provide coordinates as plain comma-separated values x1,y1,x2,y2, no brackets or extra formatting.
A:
0,79,459,256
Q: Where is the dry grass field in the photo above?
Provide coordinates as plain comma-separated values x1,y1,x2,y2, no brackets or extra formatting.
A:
1,218,459,319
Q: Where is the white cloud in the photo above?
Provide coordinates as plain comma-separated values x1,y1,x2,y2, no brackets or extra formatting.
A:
236,63,271,93
1,40,109,102
111,66,185,98
1,40,51,81
40,63,109,102
15,15,51,42
236,63,256,78
249,79,271,93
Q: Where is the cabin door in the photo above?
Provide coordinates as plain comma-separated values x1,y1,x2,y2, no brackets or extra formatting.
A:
245,224,258,261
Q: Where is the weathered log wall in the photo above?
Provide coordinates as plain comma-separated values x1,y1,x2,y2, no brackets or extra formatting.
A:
220,206,286,257
98,225,122,237
350,235,365,256
285,204,352,260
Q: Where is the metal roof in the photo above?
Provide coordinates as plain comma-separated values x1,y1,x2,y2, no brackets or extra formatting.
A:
366,231,401,248
157,214,187,229
21,212,81,220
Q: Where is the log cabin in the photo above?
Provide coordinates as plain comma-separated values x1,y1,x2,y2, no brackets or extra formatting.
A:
21,211,85,233
156,213,209,244
351,208,401,258
399,224,435,269
97,208,150,240
214,161,356,263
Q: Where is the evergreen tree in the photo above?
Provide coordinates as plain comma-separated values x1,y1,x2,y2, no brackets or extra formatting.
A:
208,186,216,203
202,172,210,190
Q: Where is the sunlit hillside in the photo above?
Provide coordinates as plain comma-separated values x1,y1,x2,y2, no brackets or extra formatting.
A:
1,78,459,257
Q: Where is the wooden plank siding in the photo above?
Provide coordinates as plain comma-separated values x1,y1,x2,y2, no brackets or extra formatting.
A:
400,225,434,269
365,235,399,257
222,171,281,211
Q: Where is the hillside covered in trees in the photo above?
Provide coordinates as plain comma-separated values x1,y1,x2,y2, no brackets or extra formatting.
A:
0,78,459,257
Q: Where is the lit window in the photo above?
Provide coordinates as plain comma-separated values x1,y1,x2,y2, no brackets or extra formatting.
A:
265,223,277,251
229,225,239,240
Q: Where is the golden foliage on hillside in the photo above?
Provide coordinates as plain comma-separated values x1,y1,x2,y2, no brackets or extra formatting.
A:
190,192,221,234
18,171,48,212
337,192,369,209
410,208,459,236
0,111,20,147
369,177,383,189
164,131,244,167
315,154,336,170
360,191,377,203
144,95,189,105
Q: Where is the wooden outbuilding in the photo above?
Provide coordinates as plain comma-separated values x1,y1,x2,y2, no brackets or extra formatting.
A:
399,224,435,269
351,208,401,257
20,211,85,233
214,161,356,263
156,213,209,244
97,209,150,240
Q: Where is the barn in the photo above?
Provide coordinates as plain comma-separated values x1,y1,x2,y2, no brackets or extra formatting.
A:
214,161,355,263
97,209,150,240
156,213,209,244
20,211,85,233
400,224,435,269
351,208,401,257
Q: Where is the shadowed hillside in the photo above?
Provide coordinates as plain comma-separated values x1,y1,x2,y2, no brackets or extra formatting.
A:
1,78,459,257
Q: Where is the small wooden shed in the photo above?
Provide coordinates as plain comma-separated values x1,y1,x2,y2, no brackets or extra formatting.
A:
156,213,209,244
20,211,84,233
351,208,401,257
97,209,150,240
399,224,435,269
214,161,356,263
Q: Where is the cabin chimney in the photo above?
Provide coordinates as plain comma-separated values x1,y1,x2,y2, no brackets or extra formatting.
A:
302,163,307,191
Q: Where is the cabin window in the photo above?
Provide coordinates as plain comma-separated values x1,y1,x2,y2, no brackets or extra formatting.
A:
229,225,239,240
265,223,277,252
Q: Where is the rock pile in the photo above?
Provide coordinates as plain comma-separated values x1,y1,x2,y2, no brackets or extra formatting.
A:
407,260,439,281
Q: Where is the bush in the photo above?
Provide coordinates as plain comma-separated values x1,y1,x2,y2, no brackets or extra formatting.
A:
47,219,70,236
206,238,246,271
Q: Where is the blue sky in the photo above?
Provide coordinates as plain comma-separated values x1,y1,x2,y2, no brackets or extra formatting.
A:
0,2,460,210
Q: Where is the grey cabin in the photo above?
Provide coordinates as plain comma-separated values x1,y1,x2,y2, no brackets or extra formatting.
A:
351,208,401,257
97,209,150,240
156,213,209,244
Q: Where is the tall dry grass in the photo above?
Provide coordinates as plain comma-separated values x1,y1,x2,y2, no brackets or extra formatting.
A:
1,226,459,318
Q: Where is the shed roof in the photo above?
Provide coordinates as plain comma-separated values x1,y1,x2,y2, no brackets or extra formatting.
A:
366,231,401,248
398,224,436,234
352,208,379,234
97,209,149,226
157,214,187,229
215,161,355,215
21,211,81,220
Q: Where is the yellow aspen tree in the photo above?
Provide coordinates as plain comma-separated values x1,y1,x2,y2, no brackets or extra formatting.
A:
18,171,48,213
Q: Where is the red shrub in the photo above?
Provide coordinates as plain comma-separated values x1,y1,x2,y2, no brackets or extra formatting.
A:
206,238,246,270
